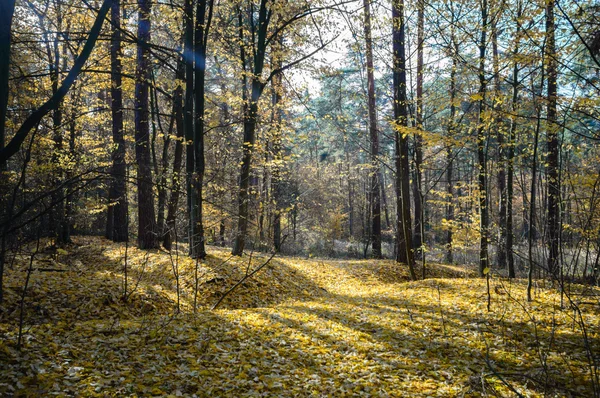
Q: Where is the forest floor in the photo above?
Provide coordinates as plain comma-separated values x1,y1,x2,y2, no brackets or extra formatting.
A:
0,236,599,397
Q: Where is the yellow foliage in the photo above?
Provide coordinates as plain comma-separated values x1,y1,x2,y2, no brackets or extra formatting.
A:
0,237,598,397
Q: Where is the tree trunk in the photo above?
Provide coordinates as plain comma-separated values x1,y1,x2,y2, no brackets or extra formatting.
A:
413,0,424,261
153,85,169,241
182,0,195,255
446,40,457,264
107,0,128,242
163,60,185,250
477,0,489,277
546,0,560,277
506,2,522,278
272,52,283,252
190,0,212,259
134,0,158,249
0,0,15,172
392,0,416,280
493,20,507,270
363,0,382,259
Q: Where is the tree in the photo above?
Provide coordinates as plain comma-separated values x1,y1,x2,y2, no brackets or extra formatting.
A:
162,59,185,251
392,0,417,279
188,0,215,259
413,0,425,261
477,0,489,277
0,0,16,173
106,0,128,243
546,0,560,277
134,0,158,249
363,0,382,258
505,0,522,279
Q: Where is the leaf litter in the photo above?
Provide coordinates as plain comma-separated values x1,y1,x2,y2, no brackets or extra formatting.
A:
0,236,599,397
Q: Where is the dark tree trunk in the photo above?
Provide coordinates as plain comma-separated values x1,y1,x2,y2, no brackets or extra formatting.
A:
134,0,158,249
189,0,213,259
363,0,382,259
0,0,15,172
381,171,391,231
163,60,185,250
272,53,283,252
477,0,489,277
528,83,543,301
107,0,128,242
413,0,424,261
493,21,507,270
183,0,195,254
446,42,457,264
546,0,560,277
153,85,169,241
506,2,522,278
392,0,416,280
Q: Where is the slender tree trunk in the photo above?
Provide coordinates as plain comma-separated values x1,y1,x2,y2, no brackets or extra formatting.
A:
232,94,261,255
363,0,382,258
528,95,542,301
506,2,521,278
0,0,15,172
477,0,489,277
134,0,157,249
63,98,77,242
493,19,507,270
154,85,170,240
392,0,416,280
163,60,185,250
272,54,283,252
107,0,128,242
546,0,560,277
190,0,212,259
413,0,424,261
381,171,391,231
183,0,195,255
446,42,457,264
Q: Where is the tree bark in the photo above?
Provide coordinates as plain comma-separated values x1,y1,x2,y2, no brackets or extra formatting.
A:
134,0,158,249
392,0,416,280
446,37,458,264
189,0,213,259
0,0,16,172
546,0,560,277
477,0,489,277
107,0,128,242
271,49,283,252
163,60,185,250
506,2,522,278
182,0,195,255
413,0,424,261
362,0,382,258
493,20,507,270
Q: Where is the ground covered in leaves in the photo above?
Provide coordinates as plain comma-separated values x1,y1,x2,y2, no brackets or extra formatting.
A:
1,236,599,397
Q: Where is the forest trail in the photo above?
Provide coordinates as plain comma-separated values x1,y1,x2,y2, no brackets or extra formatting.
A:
1,236,598,397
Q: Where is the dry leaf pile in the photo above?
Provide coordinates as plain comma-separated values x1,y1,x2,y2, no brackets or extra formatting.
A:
0,236,599,397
